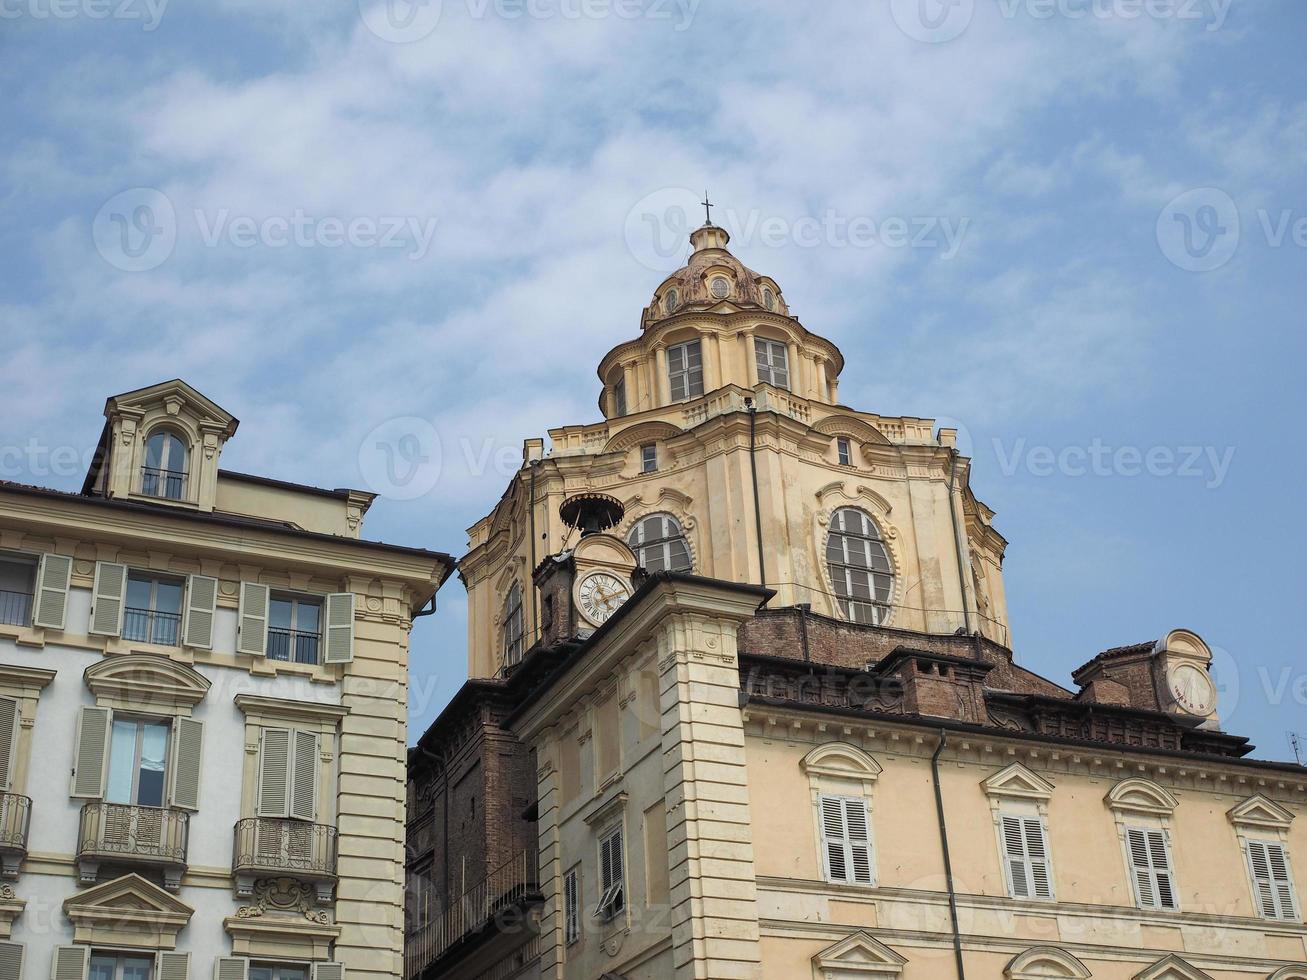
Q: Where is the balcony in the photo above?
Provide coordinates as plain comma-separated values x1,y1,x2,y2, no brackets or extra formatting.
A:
141,466,187,501
233,817,337,903
267,628,321,665
77,803,189,891
0,591,31,628
123,607,182,646
0,794,31,878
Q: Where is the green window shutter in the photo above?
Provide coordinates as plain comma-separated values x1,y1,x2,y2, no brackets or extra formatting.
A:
323,593,355,664
33,554,73,629
0,698,17,792
212,959,248,980
312,965,344,980
50,946,88,980
183,575,219,649
0,941,23,980
169,717,204,811
89,562,128,637
71,706,110,799
291,730,318,821
237,582,270,656
257,728,291,817
156,952,189,980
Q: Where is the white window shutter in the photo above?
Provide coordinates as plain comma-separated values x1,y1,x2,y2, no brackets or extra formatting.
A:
71,706,110,799
291,730,318,821
213,959,248,980
50,946,88,980
1266,842,1299,920
843,798,874,885
1149,829,1177,910
820,795,849,883
89,562,127,637
1024,817,1054,900
1003,815,1032,898
1128,827,1177,910
324,592,355,664
169,717,204,811
183,575,219,649
33,554,72,629
257,728,291,818
156,952,189,980
0,698,17,793
237,582,270,656
1127,828,1157,908
0,942,23,980
312,965,344,980
1249,840,1299,921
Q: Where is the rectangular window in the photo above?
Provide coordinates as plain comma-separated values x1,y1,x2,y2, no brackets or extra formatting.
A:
640,444,657,473
1127,826,1178,910
666,340,704,402
597,826,625,921
0,555,35,628
564,867,581,945
249,965,309,980
268,594,323,665
90,952,154,980
106,718,170,807
1001,813,1054,900
836,437,852,467
819,795,874,885
755,338,790,389
1247,839,1299,921
123,573,184,646
613,377,627,417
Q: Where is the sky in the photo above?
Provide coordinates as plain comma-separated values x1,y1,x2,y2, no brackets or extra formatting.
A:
2,0,1305,760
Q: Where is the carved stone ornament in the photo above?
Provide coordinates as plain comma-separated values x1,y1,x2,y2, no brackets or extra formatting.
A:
236,877,331,925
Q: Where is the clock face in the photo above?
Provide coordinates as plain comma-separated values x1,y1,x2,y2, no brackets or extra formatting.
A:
1168,663,1216,716
576,571,632,627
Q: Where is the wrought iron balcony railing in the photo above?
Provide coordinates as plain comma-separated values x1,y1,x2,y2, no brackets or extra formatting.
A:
77,802,188,891
141,466,187,500
232,817,338,903
123,607,182,646
0,793,31,878
267,628,321,665
0,591,31,628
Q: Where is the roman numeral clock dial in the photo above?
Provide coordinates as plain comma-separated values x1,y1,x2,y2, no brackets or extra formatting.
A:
575,571,632,627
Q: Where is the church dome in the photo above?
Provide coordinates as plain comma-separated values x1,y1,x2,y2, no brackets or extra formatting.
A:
643,223,789,328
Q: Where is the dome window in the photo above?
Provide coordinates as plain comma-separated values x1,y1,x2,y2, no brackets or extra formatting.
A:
763,288,776,311
710,276,730,299
826,508,893,625
665,289,679,313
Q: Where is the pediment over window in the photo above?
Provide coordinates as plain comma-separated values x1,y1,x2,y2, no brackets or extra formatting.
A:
983,763,1056,803
64,873,193,949
1228,795,1295,832
84,654,211,713
603,421,684,455
1106,777,1178,817
811,931,906,978
811,416,893,447
1133,955,1214,980
1005,946,1092,979
815,482,893,519
802,743,883,783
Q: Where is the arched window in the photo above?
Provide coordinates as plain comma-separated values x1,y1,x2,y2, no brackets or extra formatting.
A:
142,429,189,500
627,513,692,573
665,288,679,313
501,583,524,668
826,508,893,625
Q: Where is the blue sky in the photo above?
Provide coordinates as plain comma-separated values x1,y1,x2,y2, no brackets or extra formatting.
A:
2,0,1305,760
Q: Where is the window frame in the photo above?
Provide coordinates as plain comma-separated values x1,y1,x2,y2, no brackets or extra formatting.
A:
267,592,324,665
595,825,626,922
825,507,894,626
123,571,185,647
141,428,190,501
564,865,582,945
613,376,627,417
0,553,37,628
249,963,311,980
817,793,876,887
836,437,853,467
640,444,658,473
501,583,525,668
1125,824,1180,912
105,715,172,808
998,810,1055,902
665,339,704,402
626,513,693,574
1244,838,1300,922
754,337,790,390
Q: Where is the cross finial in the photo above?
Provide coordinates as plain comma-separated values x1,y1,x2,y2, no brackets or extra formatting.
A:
701,190,714,226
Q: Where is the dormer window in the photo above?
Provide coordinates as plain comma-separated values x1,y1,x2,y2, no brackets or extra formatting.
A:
763,287,776,311
142,429,189,500
755,338,790,390
710,277,730,299
665,289,679,313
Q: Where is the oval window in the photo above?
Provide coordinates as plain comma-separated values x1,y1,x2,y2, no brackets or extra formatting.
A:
665,289,679,313
763,288,775,311
710,277,730,299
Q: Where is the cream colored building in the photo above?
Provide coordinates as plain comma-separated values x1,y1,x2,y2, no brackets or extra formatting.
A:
407,221,1307,980
0,381,452,980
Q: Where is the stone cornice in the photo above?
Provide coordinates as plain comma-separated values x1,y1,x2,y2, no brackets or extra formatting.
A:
235,694,350,728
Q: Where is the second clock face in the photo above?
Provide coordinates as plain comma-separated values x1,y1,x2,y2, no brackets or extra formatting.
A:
576,571,632,626
1168,663,1216,717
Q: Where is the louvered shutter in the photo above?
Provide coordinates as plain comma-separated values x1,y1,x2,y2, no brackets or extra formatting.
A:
71,706,110,799
291,730,318,821
33,554,72,629
183,575,218,649
1266,842,1299,920
89,562,127,637
169,717,204,811
820,796,849,883
1003,815,1032,898
1249,840,1299,920
1023,817,1053,900
0,942,22,980
1002,815,1053,900
565,869,580,944
237,582,270,656
258,728,291,817
213,959,248,980
156,951,189,980
324,592,355,664
843,798,874,885
1128,827,1177,910
0,698,17,792
313,964,345,980
50,946,88,980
